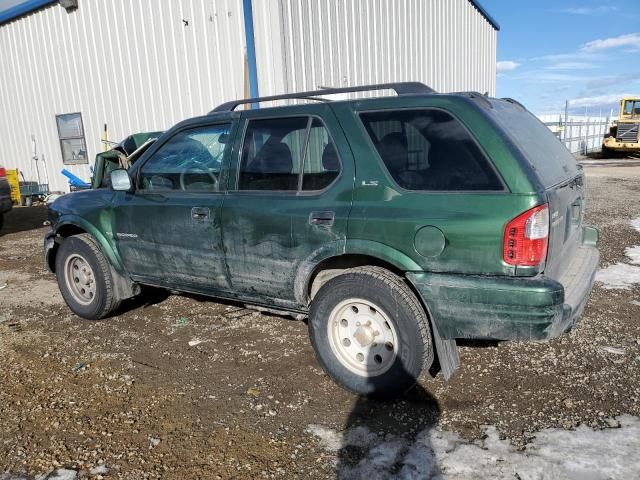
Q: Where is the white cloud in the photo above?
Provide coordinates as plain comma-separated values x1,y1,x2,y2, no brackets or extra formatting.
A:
559,6,617,15
568,93,636,108
582,32,640,52
513,72,587,83
496,61,520,73
546,62,599,70
587,73,640,89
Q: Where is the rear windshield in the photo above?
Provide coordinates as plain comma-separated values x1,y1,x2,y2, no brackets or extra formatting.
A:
489,100,578,187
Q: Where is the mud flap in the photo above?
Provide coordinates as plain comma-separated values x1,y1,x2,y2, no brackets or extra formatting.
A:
432,323,459,381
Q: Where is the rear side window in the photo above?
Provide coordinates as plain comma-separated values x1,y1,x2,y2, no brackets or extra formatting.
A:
238,116,340,192
239,117,307,191
302,119,340,191
360,109,503,191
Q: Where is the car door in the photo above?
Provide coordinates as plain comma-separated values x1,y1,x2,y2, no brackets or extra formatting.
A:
112,120,236,291
220,104,355,308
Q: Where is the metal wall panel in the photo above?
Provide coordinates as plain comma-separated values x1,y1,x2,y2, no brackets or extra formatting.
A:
255,0,497,98
0,0,246,192
0,0,496,193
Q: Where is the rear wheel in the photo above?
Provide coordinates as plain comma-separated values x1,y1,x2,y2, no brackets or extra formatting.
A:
55,234,121,319
308,266,433,397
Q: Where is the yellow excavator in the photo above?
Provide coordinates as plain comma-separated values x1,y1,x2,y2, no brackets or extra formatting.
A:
602,97,640,155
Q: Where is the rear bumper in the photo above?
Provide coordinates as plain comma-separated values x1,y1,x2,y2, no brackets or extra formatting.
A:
407,228,599,341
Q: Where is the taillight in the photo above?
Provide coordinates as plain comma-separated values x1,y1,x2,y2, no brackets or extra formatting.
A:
503,204,549,266
0,167,6,177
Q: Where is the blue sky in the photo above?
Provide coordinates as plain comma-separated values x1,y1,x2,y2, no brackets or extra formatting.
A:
481,0,640,115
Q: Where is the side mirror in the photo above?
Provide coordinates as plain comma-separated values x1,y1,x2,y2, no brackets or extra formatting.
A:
110,169,133,192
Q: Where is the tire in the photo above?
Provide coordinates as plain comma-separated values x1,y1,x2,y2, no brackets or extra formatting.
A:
0,213,3,231
55,233,121,320
308,266,434,397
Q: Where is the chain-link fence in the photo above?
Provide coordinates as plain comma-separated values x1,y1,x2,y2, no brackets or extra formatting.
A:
539,114,612,155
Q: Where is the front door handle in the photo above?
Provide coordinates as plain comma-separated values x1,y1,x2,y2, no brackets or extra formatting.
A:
309,211,335,226
191,207,210,221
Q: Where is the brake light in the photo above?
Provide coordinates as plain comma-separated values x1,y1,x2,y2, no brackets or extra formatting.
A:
503,204,549,266
0,167,6,177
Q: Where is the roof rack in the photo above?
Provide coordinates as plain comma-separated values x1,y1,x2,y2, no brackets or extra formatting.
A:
210,82,435,113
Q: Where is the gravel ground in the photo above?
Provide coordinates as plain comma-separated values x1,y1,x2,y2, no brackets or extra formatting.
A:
0,159,639,479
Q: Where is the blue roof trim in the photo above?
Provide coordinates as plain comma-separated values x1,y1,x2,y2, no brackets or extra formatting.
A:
0,0,56,25
468,0,500,31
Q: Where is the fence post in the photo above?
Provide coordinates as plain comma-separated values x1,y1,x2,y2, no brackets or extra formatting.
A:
563,100,569,146
584,117,590,155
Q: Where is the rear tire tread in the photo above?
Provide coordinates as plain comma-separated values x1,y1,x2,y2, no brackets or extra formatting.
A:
309,265,434,396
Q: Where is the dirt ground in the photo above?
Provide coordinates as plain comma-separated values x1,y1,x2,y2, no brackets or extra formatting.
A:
1,159,639,479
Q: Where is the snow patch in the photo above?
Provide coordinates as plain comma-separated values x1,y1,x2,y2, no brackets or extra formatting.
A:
626,246,640,265
308,416,640,479
596,263,640,289
596,225,640,289
306,424,344,452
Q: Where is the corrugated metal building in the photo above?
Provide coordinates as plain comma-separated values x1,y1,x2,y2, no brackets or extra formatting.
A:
0,0,498,193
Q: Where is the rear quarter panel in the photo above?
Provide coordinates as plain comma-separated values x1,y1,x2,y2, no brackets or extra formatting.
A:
330,96,544,276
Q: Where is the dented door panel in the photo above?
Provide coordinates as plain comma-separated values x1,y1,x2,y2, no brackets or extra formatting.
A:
111,119,239,290
221,104,355,306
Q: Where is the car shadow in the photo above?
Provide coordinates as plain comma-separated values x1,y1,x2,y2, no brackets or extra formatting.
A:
119,286,301,322
118,285,171,312
337,353,441,479
0,205,49,236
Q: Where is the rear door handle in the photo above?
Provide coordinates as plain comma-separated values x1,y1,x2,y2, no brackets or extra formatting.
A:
191,207,210,221
309,211,335,226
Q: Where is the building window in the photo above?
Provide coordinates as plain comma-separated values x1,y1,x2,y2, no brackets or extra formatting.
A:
56,113,88,165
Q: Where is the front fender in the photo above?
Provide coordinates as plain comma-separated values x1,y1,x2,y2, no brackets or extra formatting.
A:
54,215,125,273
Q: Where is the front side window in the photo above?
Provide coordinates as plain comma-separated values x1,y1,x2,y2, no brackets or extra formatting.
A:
140,124,230,192
238,116,341,192
360,109,503,191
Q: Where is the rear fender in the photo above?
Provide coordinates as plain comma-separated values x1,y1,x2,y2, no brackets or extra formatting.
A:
295,239,421,304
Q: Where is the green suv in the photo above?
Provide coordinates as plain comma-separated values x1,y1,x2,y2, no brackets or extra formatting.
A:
45,83,599,396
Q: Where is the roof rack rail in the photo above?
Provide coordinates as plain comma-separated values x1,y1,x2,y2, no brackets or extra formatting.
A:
210,82,435,113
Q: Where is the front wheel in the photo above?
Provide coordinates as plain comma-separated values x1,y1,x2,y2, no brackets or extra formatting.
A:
308,266,434,397
55,234,121,319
